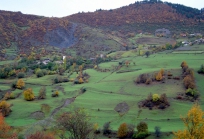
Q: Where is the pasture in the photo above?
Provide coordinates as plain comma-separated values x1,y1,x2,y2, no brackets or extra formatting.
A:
0,52,203,137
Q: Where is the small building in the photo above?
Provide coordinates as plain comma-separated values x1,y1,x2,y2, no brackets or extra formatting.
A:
42,58,50,65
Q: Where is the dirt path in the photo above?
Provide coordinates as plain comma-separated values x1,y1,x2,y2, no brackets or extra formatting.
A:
25,97,75,136
50,98,75,118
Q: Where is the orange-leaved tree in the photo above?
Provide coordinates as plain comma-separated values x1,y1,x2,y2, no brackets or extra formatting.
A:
156,72,163,81
0,113,16,138
23,88,35,101
181,61,188,68
173,103,204,139
118,123,128,138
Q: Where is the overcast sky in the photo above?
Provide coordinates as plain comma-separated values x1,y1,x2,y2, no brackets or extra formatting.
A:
0,0,203,17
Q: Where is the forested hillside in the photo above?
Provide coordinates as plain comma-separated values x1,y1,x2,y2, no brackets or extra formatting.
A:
66,1,203,27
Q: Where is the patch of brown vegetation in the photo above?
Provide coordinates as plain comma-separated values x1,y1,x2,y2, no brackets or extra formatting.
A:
114,102,129,114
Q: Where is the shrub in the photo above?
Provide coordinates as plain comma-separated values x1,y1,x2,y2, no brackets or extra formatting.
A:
23,88,35,101
3,92,15,100
160,69,164,75
79,77,84,84
11,80,17,89
133,131,149,139
54,76,63,84
41,104,51,115
63,78,69,82
198,64,204,74
127,124,135,138
137,122,148,133
158,103,166,109
94,123,100,134
36,69,44,78
38,87,46,99
140,74,148,83
183,75,195,89
167,71,173,76
184,68,194,77
103,122,111,135
156,72,163,81
27,131,55,139
181,61,188,68
186,88,199,97
17,72,25,78
118,123,128,138
74,79,79,84
80,87,86,93
145,78,152,85
69,78,74,82
155,126,161,137
160,93,169,105
0,100,11,116
52,91,59,97
152,94,160,102
16,79,25,89
9,93,15,99
42,69,48,75
146,93,152,101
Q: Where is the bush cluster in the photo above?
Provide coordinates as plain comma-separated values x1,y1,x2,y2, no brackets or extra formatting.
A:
133,122,149,139
140,93,169,110
52,91,59,97
198,64,204,74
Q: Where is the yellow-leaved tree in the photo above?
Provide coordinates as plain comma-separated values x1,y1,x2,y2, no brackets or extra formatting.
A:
173,103,204,139
16,79,25,89
0,100,11,116
156,72,163,81
23,88,35,101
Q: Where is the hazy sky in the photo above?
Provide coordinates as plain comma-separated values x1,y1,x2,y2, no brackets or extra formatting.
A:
0,0,203,17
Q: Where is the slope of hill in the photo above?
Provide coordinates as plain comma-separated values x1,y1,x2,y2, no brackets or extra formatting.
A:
0,10,76,49
66,1,204,33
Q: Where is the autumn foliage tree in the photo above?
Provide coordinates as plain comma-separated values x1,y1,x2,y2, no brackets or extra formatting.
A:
0,100,11,116
181,61,188,68
23,88,35,101
174,103,204,139
16,79,25,89
79,77,84,84
118,123,128,138
183,75,195,89
156,71,163,81
0,114,15,138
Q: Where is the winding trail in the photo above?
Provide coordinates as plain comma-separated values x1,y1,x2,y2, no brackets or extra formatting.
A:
50,98,75,118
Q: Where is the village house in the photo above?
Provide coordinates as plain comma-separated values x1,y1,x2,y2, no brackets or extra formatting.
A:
42,58,50,65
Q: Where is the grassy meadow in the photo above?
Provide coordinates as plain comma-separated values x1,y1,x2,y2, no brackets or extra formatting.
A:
1,52,203,133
